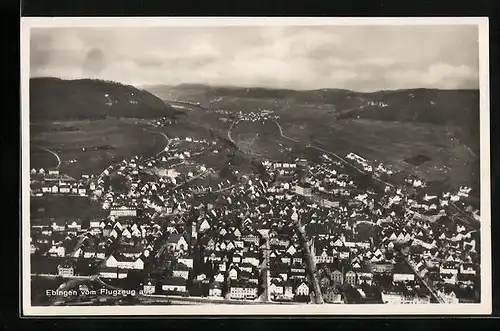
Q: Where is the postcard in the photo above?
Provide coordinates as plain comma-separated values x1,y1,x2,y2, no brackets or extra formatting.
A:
20,17,491,316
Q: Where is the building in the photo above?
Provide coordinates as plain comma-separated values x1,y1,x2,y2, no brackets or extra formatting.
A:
331,269,344,286
172,262,190,280
242,251,261,267
381,291,431,304
162,277,188,293
209,282,223,298
295,183,313,197
294,281,310,297
228,280,259,300
110,206,137,217
324,287,344,304
119,245,144,259
142,279,157,294
166,234,189,252
104,254,144,270
269,279,284,296
345,270,357,286
99,267,128,279
393,263,415,282
57,262,75,277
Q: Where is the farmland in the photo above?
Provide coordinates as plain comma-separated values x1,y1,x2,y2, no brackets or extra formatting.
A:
30,119,166,178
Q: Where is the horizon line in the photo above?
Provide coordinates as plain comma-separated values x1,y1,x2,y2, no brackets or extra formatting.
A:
29,76,480,94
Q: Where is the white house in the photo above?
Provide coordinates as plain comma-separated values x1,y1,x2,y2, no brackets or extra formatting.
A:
105,254,144,270
393,273,415,282
295,282,310,296
162,277,187,293
48,245,65,257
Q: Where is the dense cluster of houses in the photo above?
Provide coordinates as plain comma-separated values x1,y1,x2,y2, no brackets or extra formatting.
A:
30,118,481,305
30,169,90,197
235,109,280,122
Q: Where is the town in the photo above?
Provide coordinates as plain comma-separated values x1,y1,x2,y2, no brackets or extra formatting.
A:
29,109,481,306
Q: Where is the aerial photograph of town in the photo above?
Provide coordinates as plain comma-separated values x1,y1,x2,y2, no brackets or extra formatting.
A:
24,20,486,311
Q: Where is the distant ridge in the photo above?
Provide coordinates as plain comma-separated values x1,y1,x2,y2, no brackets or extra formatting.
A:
30,77,175,122
145,83,480,154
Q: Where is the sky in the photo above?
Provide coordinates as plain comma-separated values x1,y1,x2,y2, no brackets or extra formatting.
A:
30,25,480,92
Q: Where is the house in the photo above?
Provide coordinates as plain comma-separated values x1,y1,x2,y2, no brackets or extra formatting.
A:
104,254,144,270
48,245,65,257
239,262,254,273
242,251,261,267
282,280,294,300
345,270,357,286
199,219,211,232
357,266,374,285
119,245,144,259
103,224,113,237
214,272,225,283
110,206,137,217
166,234,189,252
178,256,194,269
291,252,303,264
57,262,75,277
319,275,331,289
324,287,343,304
162,277,188,293
232,252,243,264
99,267,128,279
209,281,223,297
338,246,350,260
381,290,431,304
233,228,242,238
294,281,310,297
315,249,336,264
272,262,289,281
393,263,415,282
286,244,298,256
30,242,38,254
437,288,460,304
290,263,307,279
83,246,106,260
228,265,240,280
269,279,284,296
51,220,66,232
228,280,258,300
205,238,216,251
122,228,132,239
67,220,82,231
459,263,476,275
331,269,343,286
241,270,260,284
142,278,157,294
172,262,190,280
442,273,458,285
281,253,292,265
241,230,260,246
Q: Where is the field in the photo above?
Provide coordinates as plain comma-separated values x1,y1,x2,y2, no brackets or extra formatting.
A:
31,195,106,220
30,119,171,178
30,83,481,197
196,95,480,194
277,117,479,193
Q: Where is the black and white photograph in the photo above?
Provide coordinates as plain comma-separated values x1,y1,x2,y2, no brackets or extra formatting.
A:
20,17,491,315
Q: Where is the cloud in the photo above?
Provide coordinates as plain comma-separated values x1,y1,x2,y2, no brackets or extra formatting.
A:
29,25,480,91
360,58,396,67
385,63,479,89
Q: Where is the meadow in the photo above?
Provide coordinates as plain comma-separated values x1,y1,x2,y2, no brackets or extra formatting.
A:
30,119,166,178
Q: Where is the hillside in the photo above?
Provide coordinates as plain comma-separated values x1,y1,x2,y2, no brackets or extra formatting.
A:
30,78,175,122
145,84,480,154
